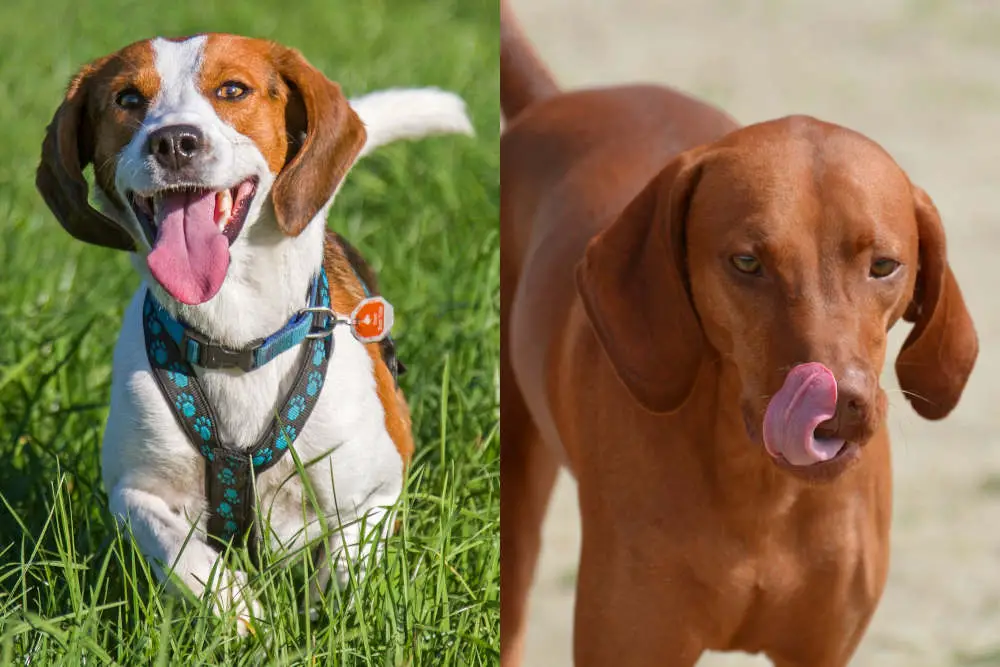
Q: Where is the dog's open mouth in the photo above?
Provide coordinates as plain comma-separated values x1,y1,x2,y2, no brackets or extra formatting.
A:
771,440,860,480
129,177,258,247
129,178,258,306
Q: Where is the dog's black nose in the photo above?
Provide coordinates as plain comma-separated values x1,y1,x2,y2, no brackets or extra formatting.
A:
148,125,204,171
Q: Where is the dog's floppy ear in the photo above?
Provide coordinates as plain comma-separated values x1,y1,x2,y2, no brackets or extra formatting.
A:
895,186,977,420
576,149,707,414
36,59,136,251
270,44,367,237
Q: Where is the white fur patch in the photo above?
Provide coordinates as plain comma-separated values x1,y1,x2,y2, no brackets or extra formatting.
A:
151,36,208,114
351,88,475,158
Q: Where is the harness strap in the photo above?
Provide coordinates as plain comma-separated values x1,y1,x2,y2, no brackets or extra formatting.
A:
142,270,333,556
158,279,323,373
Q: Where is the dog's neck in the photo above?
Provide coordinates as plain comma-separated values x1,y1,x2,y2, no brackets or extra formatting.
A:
133,207,327,348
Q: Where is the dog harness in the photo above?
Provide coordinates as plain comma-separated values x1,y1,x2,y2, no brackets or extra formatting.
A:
142,266,402,556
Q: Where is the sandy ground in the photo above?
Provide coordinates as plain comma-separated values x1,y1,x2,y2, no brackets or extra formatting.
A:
507,1,1000,665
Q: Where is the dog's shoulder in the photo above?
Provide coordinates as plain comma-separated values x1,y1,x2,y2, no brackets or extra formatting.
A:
323,231,414,467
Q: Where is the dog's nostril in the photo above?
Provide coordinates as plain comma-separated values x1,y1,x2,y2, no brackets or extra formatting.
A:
178,134,199,155
835,367,870,419
153,137,172,156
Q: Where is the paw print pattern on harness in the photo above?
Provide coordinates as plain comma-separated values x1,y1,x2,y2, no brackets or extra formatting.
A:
252,447,273,467
166,362,189,388
193,416,213,441
217,467,236,486
287,396,306,421
312,344,326,366
306,371,323,397
217,502,234,520
149,339,168,365
174,392,196,418
275,425,296,451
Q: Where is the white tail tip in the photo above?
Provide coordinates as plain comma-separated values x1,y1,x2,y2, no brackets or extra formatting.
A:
350,87,475,158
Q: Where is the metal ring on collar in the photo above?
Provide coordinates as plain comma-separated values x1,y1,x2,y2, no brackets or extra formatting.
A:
300,306,345,339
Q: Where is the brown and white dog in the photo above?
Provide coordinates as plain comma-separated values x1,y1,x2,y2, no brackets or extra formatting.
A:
36,34,473,632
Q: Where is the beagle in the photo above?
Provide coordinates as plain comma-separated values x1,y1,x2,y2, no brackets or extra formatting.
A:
36,33,474,633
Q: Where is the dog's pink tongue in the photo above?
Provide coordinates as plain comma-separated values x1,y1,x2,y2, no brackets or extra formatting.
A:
763,363,846,467
146,191,229,305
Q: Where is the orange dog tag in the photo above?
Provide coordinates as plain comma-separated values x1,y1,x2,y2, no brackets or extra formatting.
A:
350,297,394,343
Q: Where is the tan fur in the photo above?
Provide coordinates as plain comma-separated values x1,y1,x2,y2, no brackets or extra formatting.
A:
267,41,367,237
88,41,159,198
323,234,414,469
200,35,290,174
500,3,978,665
36,40,158,251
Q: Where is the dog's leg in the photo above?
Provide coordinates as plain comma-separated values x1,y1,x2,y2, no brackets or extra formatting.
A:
572,537,705,667
767,621,871,667
500,424,556,667
764,564,881,667
500,223,561,667
499,361,558,665
298,503,394,615
771,655,852,667
328,506,392,590
108,483,261,635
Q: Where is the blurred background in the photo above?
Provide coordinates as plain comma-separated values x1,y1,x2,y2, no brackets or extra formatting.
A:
507,0,1000,665
0,0,498,663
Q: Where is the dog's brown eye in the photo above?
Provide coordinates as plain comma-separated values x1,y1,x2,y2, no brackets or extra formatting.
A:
731,254,762,275
216,81,250,101
870,258,900,279
115,88,146,110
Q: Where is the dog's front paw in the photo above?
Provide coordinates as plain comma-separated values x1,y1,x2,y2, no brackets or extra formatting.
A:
235,612,257,638
211,569,262,638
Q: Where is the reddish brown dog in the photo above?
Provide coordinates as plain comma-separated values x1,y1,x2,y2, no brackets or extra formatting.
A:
500,4,978,666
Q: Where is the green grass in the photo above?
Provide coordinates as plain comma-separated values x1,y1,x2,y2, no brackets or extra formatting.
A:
0,0,499,664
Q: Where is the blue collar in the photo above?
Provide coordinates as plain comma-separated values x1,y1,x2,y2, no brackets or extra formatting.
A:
145,270,331,373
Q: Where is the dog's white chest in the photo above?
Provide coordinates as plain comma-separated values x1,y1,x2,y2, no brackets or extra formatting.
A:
101,287,404,550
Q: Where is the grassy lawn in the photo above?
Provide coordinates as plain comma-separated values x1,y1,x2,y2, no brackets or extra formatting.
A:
0,0,498,664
